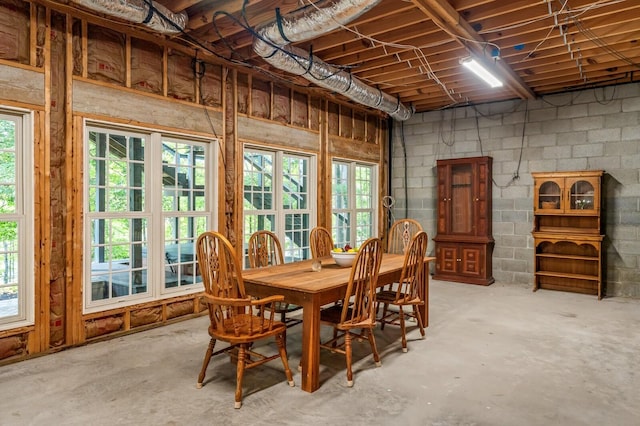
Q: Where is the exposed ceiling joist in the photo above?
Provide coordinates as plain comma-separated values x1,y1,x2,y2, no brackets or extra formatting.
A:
411,0,535,100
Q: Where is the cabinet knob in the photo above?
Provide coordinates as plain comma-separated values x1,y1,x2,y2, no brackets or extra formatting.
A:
456,258,461,262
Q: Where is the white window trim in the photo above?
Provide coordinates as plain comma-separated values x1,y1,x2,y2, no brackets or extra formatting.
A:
83,120,217,314
331,158,378,246
242,145,317,263
0,107,34,331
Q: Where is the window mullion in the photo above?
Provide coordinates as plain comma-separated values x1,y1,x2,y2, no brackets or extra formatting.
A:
275,151,284,237
149,132,162,297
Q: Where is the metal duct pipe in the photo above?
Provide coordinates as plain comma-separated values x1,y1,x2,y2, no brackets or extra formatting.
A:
253,0,413,121
69,0,187,34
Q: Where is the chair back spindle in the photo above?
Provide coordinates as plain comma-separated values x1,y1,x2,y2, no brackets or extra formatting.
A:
310,226,334,258
340,237,383,327
387,219,422,254
248,230,284,268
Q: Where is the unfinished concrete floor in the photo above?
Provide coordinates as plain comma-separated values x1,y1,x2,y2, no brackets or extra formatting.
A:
1,280,639,426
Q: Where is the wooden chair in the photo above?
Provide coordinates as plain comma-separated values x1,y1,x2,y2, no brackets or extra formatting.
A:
378,218,424,300
195,231,295,409
377,231,428,353
319,237,383,387
387,218,423,254
310,226,334,258
247,230,302,327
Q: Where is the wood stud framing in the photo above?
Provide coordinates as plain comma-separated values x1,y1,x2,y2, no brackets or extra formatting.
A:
0,0,387,363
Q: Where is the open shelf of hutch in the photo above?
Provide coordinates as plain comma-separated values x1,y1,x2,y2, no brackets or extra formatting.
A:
532,170,604,299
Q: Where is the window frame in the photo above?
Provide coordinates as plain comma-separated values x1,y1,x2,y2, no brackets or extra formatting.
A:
331,159,378,249
0,107,35,331
242,145,317,266
83,121,217,314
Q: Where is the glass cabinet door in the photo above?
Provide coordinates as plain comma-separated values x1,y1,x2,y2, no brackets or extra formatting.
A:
450,164,473,233
537,180,561,211
568,179,596,212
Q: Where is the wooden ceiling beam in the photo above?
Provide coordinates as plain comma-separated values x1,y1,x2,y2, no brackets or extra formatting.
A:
156,0,203,14
341,40,463,74
531,72,639,95
411,0,535,100
510,41,640,74
492,15,640,58
478,1,640,41
319,21,445,63
297,8,423,53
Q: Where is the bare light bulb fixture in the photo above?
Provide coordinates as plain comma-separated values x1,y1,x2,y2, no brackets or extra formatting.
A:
461,58,503,88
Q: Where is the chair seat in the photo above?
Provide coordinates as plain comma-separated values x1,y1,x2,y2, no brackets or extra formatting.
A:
209,314,287,344
377,290,423,306
319,304,343,324
320,303,374,330
271,301,302,313
266,302,303,327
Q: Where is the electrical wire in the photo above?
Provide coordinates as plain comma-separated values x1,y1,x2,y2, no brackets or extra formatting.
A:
594,84,617,105
400,120,408,218
521,0,570,62
471,101,527,189
483,0,626,34
299,0,458,103
571,16,640,70
438,109,456,147
145,0,321,91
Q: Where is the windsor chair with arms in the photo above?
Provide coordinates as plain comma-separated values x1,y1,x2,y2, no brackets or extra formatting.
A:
195,231,295,409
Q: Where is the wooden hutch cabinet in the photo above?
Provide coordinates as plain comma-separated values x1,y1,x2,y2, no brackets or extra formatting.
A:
531,170,604,299
433,156,494,285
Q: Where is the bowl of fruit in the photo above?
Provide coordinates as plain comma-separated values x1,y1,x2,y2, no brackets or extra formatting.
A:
331,244,359,267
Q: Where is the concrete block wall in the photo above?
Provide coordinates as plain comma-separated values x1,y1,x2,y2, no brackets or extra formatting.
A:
390,82,640,297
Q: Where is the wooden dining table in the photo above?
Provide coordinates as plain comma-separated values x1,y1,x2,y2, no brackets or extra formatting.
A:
242,253,435,393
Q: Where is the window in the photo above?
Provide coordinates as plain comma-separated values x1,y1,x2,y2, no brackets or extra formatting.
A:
331,160,377,248
243,148,315,266
85,123,216,312
0,109,34,330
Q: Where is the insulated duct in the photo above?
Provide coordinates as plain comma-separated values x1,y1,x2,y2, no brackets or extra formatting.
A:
69,0,187,34
253,0,413,121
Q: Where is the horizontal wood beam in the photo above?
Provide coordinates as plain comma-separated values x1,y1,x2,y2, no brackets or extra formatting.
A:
411,0,535,100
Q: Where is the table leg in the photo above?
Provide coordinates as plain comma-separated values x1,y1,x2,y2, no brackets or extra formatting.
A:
418,260,430,327
299,296,321,392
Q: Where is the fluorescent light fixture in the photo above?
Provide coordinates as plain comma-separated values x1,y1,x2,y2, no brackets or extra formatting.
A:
461,58,503,88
